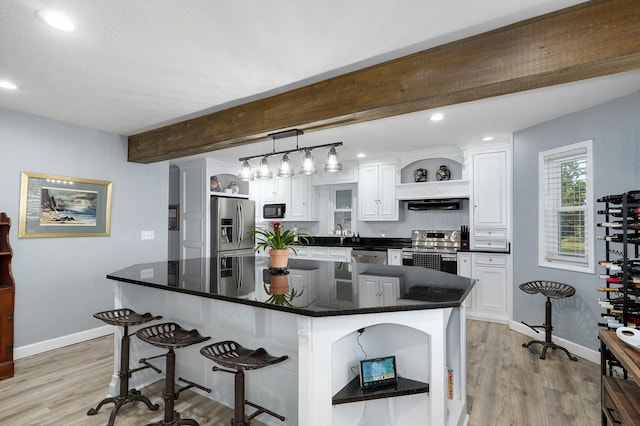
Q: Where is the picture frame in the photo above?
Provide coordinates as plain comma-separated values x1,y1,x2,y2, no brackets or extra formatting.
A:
168,204,179,230
18,172,112,238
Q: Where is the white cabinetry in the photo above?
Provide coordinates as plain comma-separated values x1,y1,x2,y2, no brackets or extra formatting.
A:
387,248,403,266
469,147,511,251
293,246,352,262
358,163,398,221
251,174,317,222
358,274,402,307
457,252,510,323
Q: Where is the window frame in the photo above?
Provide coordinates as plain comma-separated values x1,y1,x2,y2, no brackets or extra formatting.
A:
329,184,355,236
538,139,594,273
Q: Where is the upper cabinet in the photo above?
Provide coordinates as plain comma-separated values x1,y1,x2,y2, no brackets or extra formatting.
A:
469,145,512,251
251,174,317,222
358,163,398,221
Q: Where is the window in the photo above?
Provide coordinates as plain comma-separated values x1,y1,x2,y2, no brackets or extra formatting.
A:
538,140,593,272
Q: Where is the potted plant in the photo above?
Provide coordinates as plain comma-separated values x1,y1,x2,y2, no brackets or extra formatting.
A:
246,222,309,268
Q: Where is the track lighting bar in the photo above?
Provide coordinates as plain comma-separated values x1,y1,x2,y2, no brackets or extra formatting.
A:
238,141,343,162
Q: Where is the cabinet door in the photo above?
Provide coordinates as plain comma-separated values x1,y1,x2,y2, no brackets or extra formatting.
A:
358,165,380,220
288,269,310,306
473,151,507,227
473,265,508,316
377,164,398,220
358,276,381,307
262,177,289,204
288,174,308,220
379,277,400,306
0,304,12,364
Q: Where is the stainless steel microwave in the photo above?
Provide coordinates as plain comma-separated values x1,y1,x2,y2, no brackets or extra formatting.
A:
263,203,286,219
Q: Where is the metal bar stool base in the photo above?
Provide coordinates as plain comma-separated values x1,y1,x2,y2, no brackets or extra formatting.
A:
522,339,578,361
147,411,200,426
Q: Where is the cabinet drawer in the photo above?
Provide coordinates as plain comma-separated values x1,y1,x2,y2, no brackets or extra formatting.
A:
602,375,640,425
473,228,507,238
474,254,506,266
473,239,508,250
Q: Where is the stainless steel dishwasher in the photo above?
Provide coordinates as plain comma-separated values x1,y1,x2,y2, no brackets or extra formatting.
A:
351,249,387,264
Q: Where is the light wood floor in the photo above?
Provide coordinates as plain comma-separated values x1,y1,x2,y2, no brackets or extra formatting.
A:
0,320,600,425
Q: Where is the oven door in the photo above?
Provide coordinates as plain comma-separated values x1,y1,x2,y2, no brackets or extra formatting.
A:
402,250,457,274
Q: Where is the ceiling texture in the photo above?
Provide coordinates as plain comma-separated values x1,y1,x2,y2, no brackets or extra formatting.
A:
2,0,640,165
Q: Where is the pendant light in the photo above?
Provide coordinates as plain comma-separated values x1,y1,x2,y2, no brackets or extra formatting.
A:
238,160,254,181
299,150,317,175
324,146,342,173
238,128,342,178
255,157,273,180
277,153,294,177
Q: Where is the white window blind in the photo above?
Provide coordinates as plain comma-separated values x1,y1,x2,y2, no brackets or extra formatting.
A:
539,140,593,273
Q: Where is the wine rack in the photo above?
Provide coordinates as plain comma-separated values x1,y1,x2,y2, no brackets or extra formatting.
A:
596,190,640,330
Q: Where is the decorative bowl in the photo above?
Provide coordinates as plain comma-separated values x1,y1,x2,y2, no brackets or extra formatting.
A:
616,327,640,352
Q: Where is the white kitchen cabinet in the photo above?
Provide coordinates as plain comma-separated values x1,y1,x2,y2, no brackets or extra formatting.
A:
292,246,352,262
457,252,510,323
387,248,403,266
358,275,402,307
469,146,511,251
251,174,317,222
358,163,399,221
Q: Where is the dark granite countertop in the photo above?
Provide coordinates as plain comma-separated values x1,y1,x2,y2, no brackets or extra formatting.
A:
303,236,411,251
107,256,474,317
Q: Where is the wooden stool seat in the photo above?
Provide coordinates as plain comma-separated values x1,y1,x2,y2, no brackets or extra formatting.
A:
201,341,287,426
520,280,578,361
87,308,162,426
136,322,211,426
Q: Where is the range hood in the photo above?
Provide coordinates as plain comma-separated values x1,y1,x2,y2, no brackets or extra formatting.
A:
406,198,464,211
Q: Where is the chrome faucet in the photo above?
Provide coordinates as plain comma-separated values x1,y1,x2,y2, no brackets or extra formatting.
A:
336,224,344,245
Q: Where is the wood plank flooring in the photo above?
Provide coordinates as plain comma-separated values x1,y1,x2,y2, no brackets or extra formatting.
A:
0,320,600,425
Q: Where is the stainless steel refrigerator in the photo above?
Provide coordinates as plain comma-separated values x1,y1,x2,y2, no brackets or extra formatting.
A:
210,196,256,296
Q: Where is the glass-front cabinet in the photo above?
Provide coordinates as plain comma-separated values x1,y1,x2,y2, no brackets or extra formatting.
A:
332,187,354,235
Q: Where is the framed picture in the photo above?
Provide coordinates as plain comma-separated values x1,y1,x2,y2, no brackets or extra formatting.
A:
18,172,112,238
168,204,179,230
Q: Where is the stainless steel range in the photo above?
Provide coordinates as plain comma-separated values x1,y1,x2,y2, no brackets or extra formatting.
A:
402,230,460,274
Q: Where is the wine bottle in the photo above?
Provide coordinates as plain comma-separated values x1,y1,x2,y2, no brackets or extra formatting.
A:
597,221,640,229
597,234,640,243
597,207,640,217
597,192,640,204
599,259,640,267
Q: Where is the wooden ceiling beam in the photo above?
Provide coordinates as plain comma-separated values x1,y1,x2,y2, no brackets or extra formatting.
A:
128,0,640,163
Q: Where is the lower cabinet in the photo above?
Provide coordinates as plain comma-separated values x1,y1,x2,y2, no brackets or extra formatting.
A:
358,275,402,307
457,252,510,322
293,246,352,262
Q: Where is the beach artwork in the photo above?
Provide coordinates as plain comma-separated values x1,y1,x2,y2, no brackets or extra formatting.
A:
40,187,98,226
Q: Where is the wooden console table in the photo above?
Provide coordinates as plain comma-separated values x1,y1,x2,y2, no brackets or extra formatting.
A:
600,330,640,425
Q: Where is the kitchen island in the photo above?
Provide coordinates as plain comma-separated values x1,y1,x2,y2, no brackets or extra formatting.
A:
106,256,474,426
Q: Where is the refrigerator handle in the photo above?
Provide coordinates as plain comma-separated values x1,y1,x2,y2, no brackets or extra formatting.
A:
236,259,242,291
237,202,243,243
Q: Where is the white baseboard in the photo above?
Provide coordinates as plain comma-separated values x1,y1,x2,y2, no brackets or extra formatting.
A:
14,325,113,360
509,321,599,364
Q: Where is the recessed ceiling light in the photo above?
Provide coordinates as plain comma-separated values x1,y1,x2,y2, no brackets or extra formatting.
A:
0,80,18,90
430,112,444,121
357,153,366,158
36,10,76,32
481,136,494,141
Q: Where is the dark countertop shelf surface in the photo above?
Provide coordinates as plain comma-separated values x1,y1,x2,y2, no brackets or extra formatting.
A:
107,256,474,317
332,376,429,405
303,236,411,251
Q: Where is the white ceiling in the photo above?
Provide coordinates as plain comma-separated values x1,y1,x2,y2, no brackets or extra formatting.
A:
2,0,640,165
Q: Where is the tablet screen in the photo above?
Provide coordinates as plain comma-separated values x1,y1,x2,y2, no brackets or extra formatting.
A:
359,356,398,390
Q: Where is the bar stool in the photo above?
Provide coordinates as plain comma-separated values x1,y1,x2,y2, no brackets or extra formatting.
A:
200,341,288,426
520,280,578,361
136,322,211,426
87,308,163,425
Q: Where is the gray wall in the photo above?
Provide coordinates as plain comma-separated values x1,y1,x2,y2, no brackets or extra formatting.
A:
0,107,169,348
513,90,640,350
